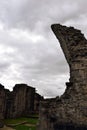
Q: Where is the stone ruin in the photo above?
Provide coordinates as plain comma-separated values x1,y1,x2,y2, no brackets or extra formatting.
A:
0,83,43,120
37,24,87,130
0,85,6,119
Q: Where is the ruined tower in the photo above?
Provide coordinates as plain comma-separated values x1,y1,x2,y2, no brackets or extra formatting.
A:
51,24,87,99
38,24,87,130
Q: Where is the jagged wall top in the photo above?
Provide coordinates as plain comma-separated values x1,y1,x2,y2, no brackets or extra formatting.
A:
51,24,87,65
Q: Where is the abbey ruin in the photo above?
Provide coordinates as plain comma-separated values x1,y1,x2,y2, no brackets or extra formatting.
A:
38,24,87,130
0,24,87,129
0,83,43,120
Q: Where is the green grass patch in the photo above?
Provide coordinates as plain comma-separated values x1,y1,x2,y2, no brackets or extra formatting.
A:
14,125,36,130
4,117,38,125
30,114,39,118
3,115,38,130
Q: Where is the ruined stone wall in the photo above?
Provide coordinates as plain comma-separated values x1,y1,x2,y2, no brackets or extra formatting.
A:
0,83,43,119
51,24,87,99
24,85,35,115
12,84,28,117
38,24,87,130
34,93,43,114
6,84,35,118
0,84,6,119
5,89,14,118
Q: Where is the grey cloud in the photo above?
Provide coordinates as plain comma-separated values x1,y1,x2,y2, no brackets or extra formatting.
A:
0,62,10,75
0,0,87,97
0,0,86,30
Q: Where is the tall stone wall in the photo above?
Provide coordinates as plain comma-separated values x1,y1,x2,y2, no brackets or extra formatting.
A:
51,24,87,99
0,83,42,119
5,89,14,118
5,84,35,118
38,24,87,130
34,93,43,114
0,84,6,119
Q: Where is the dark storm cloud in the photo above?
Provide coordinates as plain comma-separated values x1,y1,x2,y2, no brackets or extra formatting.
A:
0,0,87,97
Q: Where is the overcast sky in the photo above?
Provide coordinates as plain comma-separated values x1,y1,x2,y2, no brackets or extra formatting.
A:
0,0,87,98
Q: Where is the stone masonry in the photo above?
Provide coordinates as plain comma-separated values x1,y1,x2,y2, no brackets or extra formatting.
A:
5,89,14,119
34,93,43,114
0,84,6,119
38,24,87,130
12,84,35,118
0,83,42,119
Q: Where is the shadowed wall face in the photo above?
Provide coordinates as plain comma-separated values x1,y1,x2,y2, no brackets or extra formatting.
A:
0,83,43,119
0,85,6,119
6,84,35,118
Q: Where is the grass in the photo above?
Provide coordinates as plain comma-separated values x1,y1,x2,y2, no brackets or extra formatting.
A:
14,125,36,130
3,116,38,130
30,114,39,118
4,117,38,125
